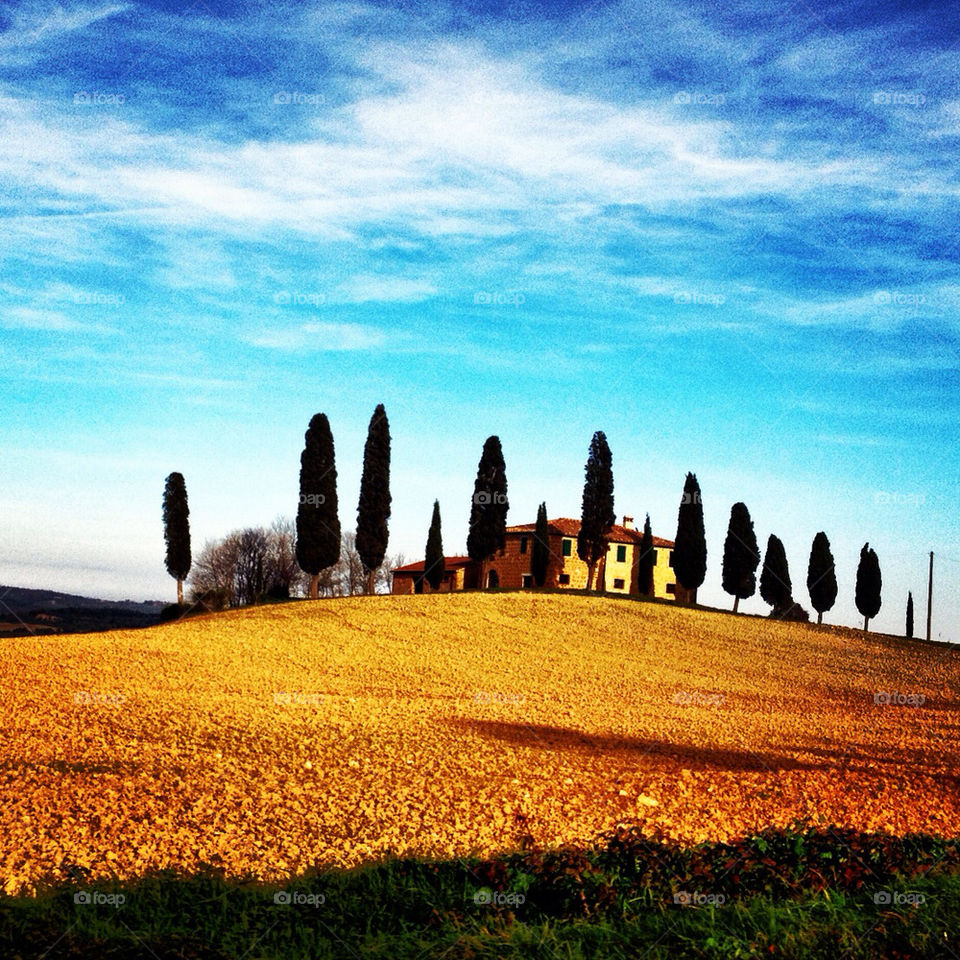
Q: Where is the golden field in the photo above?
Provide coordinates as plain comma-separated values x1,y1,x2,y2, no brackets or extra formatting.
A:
1,593,958,894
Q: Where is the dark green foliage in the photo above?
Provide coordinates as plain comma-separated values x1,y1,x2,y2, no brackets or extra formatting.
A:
907,591,914,638
424,500,444,591
4,827,960,960
636,513,655,596
577,431,615,590
673,472,707,595
466,436,509,563
760,533,792,610
721,502,760,610
355,404,391,591
807,531,838,624
531,502,549,587
163,472,191,604
295,414,340,595
856,542,882,629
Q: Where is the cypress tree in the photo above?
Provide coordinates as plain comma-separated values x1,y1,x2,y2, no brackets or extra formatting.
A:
162,472,191,605
721,502,760,613
673,473,706,602
636,513,655,597
760,533,792,612
906,591,914,638
356,403,391,594
424,500,444,591
466,436,509,573
296,413,341,599
577,430,615,591
855,542,882,631
531,502,549,587
807,531,838,625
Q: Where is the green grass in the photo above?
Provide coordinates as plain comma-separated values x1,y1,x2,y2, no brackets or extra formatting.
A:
3,827,959,958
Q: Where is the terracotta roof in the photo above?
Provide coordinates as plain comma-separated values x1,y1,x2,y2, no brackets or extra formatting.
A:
393,555,475,574
505,517,674,548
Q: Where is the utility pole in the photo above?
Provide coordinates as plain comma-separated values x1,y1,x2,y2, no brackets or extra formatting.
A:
926,551,934,643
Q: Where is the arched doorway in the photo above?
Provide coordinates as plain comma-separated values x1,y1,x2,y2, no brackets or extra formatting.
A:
486,569,499,589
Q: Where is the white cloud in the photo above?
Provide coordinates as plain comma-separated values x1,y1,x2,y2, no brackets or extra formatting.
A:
248,321,386,351
336,275,436,303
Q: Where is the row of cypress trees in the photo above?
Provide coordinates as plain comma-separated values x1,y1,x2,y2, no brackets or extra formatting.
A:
295,405,391,598
719,499,883,628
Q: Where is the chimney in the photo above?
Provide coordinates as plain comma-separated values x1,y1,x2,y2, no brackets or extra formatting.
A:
622,515,634,530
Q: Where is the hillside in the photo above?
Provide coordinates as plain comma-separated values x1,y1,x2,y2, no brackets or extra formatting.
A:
1,593,958,894
0,585,164,637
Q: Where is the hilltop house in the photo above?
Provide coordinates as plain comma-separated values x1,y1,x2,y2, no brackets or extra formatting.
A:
391,516,680,600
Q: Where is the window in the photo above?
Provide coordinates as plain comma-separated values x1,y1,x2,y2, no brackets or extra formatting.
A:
666,583,676,594
522,574,533,588
668,550,675,566
562,538,572,557
651,549,658,565
558,573,570,585
519,536,528,555
616,545,627,563
613,578,625,590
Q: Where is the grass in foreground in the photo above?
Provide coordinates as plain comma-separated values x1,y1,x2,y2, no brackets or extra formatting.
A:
4,826,959,959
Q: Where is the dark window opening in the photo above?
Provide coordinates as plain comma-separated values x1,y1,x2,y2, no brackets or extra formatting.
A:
616,545,627,563
519,536,528,554
666,583,676,594
562,538,572,557
558,573,570,585
522,574,533,588
613,578,625,590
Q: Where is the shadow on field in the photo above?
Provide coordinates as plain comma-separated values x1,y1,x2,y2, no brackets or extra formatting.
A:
446,718,819,773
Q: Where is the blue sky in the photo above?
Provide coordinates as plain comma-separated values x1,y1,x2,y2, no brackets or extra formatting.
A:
1,0,958,638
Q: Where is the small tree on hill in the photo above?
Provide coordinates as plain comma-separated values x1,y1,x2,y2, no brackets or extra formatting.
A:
855,542,882,631
424,500,445,591
577,431,615,591
356,404,391,595
760,534,793,614
296,413,341,599
807,531,838,624
636,514,655,597
466,436,509,576
721,502,760,613
906,591,914,639
673,473,706,603
163,471,191,605
531,502,549,587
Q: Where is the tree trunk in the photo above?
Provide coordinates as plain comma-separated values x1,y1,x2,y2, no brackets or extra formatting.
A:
864,616,869,631
817,611,823,625
177,578,183,606
586,562,595,591
366,568,377,596
733,595,740,614
310,573,319,599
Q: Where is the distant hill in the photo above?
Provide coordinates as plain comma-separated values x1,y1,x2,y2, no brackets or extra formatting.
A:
0,585,164,637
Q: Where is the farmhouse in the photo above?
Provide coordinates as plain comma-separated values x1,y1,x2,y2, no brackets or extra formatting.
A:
391,516,679,599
